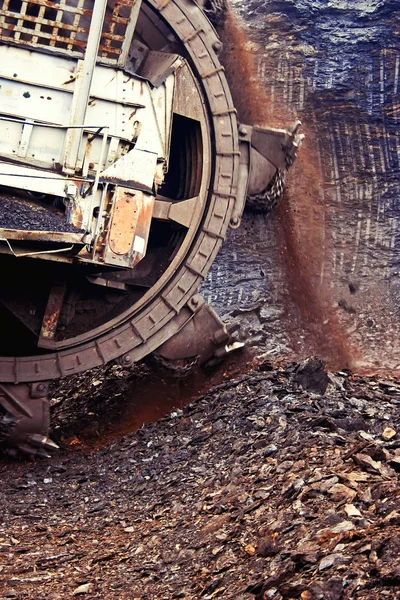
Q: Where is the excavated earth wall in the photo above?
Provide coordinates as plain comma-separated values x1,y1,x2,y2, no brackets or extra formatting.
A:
203,0,400,373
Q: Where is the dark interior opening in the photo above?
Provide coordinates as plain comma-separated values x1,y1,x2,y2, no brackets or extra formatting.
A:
160,113,203,201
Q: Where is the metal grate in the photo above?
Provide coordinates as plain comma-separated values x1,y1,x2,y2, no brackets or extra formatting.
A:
0,0,134,62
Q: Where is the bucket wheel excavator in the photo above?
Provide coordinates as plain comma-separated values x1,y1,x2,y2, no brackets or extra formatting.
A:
0,0,302,454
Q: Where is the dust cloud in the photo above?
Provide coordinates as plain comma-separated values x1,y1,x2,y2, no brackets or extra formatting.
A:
219,11,355,370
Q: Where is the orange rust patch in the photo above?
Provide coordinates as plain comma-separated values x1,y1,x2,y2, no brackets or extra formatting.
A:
109,191,139,255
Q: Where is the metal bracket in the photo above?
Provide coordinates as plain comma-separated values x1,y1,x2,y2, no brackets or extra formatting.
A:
156,295,243,366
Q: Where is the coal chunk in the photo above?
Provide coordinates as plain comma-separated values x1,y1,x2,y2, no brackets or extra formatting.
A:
293,357,329,395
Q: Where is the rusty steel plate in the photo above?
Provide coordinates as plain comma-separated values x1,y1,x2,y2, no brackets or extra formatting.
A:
109,191,140,256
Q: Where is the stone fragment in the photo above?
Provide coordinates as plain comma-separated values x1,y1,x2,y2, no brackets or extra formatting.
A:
390,456,400,469
360,487,372,503
311,476,339,493
353,453,383,474
327,483,357,503
359,431,374,441
276,460,294,474
292,546,319,565
293,358,329,395
245,544,256,556
383,511,400,525
310,578,344,600
325,521,356,534
344,504,362,518
265,444,278,456
327,373,345,391
73,583,92,595
259,306,284,323
340,470,369,488
382,427,396,441
319,553,350,571
256,533,281,557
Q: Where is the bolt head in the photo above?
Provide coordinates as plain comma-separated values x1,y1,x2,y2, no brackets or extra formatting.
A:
212,40,223,53
65,183,78,197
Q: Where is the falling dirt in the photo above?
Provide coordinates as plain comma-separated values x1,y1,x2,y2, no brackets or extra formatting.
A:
277,169,355,370
218,11,287,127
206,11,355,371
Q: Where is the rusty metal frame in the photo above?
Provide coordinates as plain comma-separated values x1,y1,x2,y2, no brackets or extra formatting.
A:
0,0,141,64
0,229,84,244
38,282,67,347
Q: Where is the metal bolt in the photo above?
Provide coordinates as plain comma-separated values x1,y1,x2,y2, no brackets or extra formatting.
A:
239,125,248,136
123,354,132,365
191,296,199,307
231,216,239,226
212,40,223,53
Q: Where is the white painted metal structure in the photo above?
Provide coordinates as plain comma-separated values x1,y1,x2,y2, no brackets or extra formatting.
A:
0,0,179,267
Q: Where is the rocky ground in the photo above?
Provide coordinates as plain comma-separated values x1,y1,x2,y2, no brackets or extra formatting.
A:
1,2,399,599
1,358,400,599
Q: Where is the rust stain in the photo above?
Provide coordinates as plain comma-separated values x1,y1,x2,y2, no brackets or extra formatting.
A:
109,190,139,255
0,228,83,244
39,282,67,344
69,197,84,231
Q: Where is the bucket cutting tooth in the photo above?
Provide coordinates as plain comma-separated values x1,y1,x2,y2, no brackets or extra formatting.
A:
27,434,59,451
16,434,59,458
0,383,53,456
